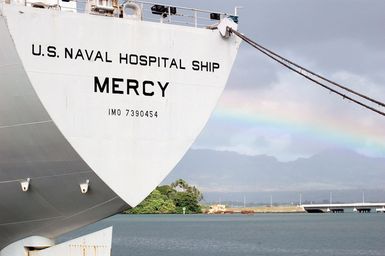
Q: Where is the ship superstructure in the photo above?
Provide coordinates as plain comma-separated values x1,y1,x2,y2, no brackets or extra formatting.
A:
0,0,240,254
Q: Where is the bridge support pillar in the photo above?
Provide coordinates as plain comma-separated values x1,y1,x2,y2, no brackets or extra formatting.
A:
355,208,371,213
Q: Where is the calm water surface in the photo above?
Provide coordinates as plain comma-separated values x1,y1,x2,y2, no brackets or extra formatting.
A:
59,214,385,256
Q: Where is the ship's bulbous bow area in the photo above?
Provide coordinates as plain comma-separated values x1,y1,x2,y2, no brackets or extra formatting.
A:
0,3,240,249
0,8,128,250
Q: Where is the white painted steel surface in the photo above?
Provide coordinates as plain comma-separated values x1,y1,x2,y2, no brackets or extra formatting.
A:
1,227,113,256
0,1,240,250
2,4,240,207
0,8,129,248
29,227,113,256
0,237,54,256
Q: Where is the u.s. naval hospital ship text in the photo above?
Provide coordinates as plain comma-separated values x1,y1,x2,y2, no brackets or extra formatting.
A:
0,0,240,255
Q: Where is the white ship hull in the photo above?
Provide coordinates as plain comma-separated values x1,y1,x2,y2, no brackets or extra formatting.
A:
0,2,240,250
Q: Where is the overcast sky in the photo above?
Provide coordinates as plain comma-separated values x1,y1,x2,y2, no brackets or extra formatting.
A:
155,1,385,161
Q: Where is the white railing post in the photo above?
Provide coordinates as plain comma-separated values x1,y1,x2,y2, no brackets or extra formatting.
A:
194,10,197,27
168,6,171,23
86,0,89,13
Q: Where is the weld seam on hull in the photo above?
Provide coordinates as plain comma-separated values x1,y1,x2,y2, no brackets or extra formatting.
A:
0,197,122,227
0,120,53,129
63,196,121,221
0,63,18,69
0,170,93,184
0,215,64,227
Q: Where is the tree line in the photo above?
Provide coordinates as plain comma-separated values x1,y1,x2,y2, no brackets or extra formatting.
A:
125,179,202,214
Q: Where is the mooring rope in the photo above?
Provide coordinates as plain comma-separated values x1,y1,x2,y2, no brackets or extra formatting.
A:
228,27,385,117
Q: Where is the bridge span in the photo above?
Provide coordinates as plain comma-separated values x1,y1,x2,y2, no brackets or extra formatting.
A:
302,203,385,213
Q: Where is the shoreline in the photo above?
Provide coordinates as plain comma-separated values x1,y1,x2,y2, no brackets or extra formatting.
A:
205,205,306,214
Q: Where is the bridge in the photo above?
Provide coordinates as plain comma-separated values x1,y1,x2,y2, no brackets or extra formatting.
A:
302,203,385,213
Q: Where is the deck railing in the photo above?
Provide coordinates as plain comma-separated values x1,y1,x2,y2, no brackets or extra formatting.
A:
1,0,238,29
131,0,235,28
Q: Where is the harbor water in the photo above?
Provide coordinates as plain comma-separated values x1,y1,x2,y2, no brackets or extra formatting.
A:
58,214,385,256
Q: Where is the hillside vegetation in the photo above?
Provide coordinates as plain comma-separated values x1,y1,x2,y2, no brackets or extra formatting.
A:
125,179,202,214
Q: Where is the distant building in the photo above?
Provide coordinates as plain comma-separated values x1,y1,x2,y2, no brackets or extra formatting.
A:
208,204,226,214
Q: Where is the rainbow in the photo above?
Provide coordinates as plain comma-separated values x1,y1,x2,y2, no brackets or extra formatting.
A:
210,92,385,159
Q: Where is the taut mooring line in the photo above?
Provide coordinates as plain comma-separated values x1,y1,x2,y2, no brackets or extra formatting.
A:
228,27,385,117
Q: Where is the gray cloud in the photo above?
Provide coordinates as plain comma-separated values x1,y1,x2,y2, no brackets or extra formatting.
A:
162,0,385,160
227,48,280,90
